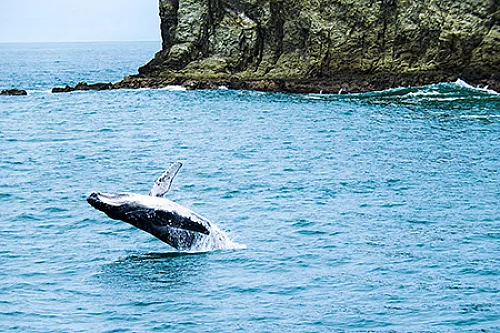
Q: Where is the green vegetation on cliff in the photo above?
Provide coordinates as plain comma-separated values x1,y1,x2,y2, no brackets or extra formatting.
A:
129,0,500,92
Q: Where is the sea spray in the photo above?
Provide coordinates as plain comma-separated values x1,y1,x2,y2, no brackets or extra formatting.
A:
187,224,247,253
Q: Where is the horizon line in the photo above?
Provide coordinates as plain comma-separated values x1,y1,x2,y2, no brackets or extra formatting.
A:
0,39,161,44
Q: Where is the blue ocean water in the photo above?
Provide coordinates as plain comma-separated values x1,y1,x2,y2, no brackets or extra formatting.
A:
0,42,499,332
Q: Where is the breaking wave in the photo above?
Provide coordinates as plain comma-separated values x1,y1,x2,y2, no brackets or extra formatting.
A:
349,78,499,103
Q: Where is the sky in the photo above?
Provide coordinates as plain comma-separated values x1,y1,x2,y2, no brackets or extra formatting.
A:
0,0,160,42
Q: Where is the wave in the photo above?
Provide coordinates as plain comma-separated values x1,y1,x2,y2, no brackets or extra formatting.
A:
337,78,500,111
302,78,500,121
453,78,498,94
305,78,498,100
359,79,497,99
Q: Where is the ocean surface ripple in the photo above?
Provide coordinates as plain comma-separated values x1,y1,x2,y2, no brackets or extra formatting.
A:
0,42,499,332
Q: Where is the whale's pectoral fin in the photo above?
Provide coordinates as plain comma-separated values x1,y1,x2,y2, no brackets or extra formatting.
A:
123,208,210,235
149,161,182,197
155,210,210,235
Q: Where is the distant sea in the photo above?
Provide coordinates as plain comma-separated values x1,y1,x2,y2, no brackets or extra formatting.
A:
0,41,499,332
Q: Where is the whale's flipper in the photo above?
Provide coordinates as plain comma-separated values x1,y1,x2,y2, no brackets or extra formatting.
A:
124,208,209,235
149,161,182,197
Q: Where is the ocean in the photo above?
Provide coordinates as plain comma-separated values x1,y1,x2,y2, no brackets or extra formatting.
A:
0,41,499,332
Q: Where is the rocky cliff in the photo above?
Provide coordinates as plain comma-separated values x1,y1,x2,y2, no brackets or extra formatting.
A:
123,0,500,92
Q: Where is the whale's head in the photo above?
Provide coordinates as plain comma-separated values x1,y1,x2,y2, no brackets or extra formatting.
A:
86,192,135,220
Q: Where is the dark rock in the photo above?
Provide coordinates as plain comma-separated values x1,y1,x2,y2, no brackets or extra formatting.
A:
122,0,500,93
74,82,114,91
1,88,28,96
52,85,75,93
52,82,114,93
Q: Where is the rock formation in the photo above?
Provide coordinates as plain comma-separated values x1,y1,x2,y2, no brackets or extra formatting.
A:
0,88,28,96
116,0,500,92
52,82,113,93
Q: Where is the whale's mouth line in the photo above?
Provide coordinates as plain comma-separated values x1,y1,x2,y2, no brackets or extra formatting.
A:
87,192,130,207
86,191,103,210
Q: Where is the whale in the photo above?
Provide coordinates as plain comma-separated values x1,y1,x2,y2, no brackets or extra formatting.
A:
87,162,238,251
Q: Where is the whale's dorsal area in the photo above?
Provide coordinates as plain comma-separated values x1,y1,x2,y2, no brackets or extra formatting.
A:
149,161,182,197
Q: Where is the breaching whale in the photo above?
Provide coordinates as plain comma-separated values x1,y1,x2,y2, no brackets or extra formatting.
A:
87,162,241,251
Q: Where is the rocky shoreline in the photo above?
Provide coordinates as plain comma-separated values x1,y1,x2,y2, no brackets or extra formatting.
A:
50,70,498,95
6,72,498,96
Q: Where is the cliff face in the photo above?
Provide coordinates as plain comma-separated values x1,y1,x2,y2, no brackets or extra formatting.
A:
128,0,500,92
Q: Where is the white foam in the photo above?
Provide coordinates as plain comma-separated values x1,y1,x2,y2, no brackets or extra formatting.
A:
454,78,499,94
408,90,440,97
304,95,324,100
435,97,466,102
159,85,187,91
26,89,53,95
459,114,500,119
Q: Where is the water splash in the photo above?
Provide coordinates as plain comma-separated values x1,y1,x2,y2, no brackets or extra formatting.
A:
187,224,246,253
453,78,498,94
